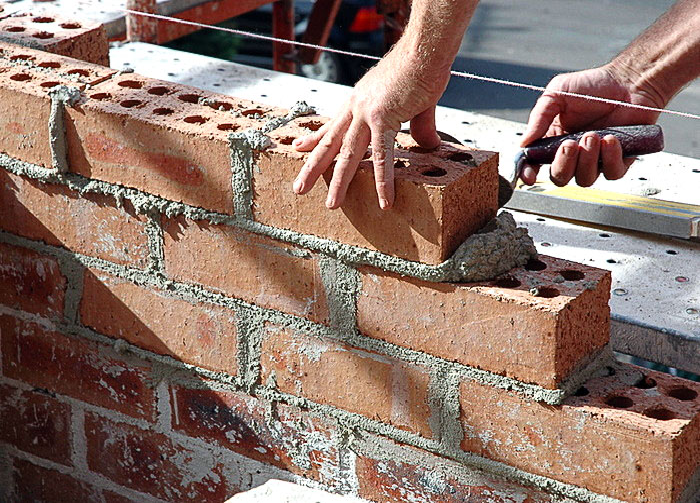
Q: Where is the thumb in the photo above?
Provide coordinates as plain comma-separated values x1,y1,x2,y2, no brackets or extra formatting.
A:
410,106,441,149
521,94,562,147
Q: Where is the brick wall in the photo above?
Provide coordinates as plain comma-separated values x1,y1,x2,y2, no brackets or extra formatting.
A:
1,33,700,503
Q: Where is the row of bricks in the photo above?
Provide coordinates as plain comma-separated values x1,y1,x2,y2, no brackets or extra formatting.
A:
0,39,498,265
0,169,609,389
1,311,699,502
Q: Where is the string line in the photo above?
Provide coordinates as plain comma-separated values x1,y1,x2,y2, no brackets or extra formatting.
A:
121,8,700,121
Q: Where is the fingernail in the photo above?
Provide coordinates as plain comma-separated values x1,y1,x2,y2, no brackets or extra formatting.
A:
585,135,595,147
293,138,302,146
293,179,303,193
379,197,389,209
326,197,336,209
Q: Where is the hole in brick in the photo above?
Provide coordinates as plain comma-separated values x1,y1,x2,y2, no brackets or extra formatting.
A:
118,80,142,89
120,99,142,108
207,100,234,111
605,395,634,408
277,135,295,144
32,16,54,23
599,233,611,238
37,61,60,69
217,123,239,131
446,151,473,163
635,376,657,389
178,93,201,104
242,108,265,117
153,107,173,115
9,55,34,61
574,387,589,397
40,81,60,88
420,167,448,178
667,387,698,401
10,73,31,81
494,276,521,288
534,286,560,298
606,366,617,376
147,86,170,96
559,269,585,281
524,258,547,271
394,160,407,168
409,146,437,153
184,115,207,124
33,31,55,39
666,249,678,255
89,92,111,100
59,22,81,29
66,69,89,77
5,26,26,32
299,120,323,131
643,407,677,421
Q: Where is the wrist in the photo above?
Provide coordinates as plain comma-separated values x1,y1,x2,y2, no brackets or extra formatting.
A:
605,59,670,109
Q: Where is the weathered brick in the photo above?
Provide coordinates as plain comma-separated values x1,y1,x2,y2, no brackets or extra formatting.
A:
80,269,238,375
66,74,261,214
0,170,150,267
85,412,228,501
357,255,611,389
258,124,499,264
162,215,330,324
171,384,341,485
0,13,109,65
0,42,114,168
355,436,558,503
259,325,433,437
9,458,103,502
459,364,700,502
0,383,72,465
0,242,66,318
0,314,156,420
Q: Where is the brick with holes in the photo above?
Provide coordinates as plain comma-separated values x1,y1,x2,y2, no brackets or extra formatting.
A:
356,255,611,390
0,13,108,65
459,363,700,502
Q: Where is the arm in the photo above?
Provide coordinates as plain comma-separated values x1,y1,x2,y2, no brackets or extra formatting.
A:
520,0,700,187
293,0,480,209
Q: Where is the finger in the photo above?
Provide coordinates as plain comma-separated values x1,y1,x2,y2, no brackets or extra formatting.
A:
371,128,397,209
520,164,541,185
574,132,601,187
293,116,339,152
293,113,351,195
521,94,563,147
409,107,441,149
326,120,371,209
550,139,579,187
601,134,627,180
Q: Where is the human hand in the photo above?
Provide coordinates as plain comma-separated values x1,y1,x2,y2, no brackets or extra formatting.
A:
291,47,451,209
520,65,662,187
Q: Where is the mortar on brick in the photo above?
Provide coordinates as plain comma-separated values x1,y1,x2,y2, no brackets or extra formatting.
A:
48,84,80,172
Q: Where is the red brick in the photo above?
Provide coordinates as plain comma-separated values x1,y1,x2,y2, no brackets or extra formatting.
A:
0,242,65,318
0,42,114,168
0,383,72,465
10,459,102,503
356,438,555,503
259,326,433,437
0,314,156,420
171,384,341,484
0,14,109,65
0,170,150,268
66,74,262,214
257,125,499,264
85,412,228,501
459,364,700,502
102,491,136,503
162,216,330,324
80,269,238,375
357,255,611,389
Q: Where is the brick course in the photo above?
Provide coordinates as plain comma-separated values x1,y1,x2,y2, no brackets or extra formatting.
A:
9,459,103,502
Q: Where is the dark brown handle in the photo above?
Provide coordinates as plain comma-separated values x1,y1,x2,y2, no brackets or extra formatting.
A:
522,125,664,164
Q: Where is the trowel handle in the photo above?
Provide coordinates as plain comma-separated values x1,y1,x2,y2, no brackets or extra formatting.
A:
522,125,664,164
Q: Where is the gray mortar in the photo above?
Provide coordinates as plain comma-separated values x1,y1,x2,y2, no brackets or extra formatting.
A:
318,256,359,335
261,100,316,133
427,369,463,455
145,213,166,274
59,258,85,325
48,85,81,173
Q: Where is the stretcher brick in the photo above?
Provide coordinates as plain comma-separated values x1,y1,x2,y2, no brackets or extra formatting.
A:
8,458,103,502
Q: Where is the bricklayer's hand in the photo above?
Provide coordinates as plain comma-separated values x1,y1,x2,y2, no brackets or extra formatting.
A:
291,47,450,210
520,66,662,187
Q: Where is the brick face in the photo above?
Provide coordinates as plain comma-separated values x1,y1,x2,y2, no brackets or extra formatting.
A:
0,242,66,318
259,326,433,438
9,459,103,503
0,170,150,268
170,384,341,485
0,384,72,465
80,269,238,375
357,255,611,389
85,412,228,501
0,314,156,421
459,364,700,502
162,216,330,324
